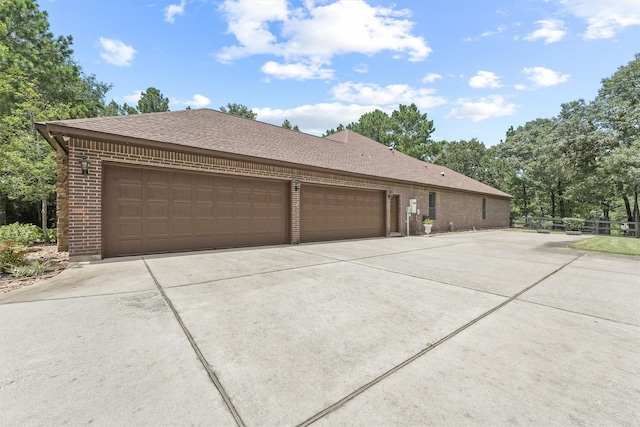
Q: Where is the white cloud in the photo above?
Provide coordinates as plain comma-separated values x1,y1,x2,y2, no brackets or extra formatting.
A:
261,61,334,80
254,103,388,136
480,24,507,38
165,0,186,23
469,71,503,89
331,82,446,110
184,94,211,108
557,0,640,39
168,94,212,108
524,19,566,44
515,84,527,91
217,0,431,79
123,90,142,104
422,73,442,83
522,66,570,87
354,63,369,74
445,95,517,122
99,37,137,66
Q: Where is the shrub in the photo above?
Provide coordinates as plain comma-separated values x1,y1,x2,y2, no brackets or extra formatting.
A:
0,223,43,246
562,217,585,232
47,228,57,243
0,240,28,273
9,260,50,278
542,221,554,230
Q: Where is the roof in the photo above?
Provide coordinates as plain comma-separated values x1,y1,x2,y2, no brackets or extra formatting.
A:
37,108,511,198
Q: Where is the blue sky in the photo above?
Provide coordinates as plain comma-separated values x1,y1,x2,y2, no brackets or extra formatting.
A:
42,0,640,145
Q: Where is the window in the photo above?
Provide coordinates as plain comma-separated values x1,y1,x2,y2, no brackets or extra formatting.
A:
482,198,487,220
428,192,436,220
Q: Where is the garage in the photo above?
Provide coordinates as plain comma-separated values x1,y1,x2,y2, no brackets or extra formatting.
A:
300,184,385,242
103,164,289,257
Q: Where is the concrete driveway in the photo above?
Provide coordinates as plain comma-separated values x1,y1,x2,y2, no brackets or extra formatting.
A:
1,231,639,426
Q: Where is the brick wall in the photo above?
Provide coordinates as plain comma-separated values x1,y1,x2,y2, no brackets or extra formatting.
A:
62,137,511,260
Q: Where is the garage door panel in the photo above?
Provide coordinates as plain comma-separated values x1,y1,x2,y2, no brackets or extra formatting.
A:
300,185,384,243
104,165,289,257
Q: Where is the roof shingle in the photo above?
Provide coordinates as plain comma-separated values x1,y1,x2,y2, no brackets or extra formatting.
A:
40,108,511,198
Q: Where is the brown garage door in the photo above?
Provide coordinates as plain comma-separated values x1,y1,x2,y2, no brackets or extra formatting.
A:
103,164,289,257
300,184,385,242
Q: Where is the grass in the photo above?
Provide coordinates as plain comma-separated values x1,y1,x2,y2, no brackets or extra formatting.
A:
569,236,640,256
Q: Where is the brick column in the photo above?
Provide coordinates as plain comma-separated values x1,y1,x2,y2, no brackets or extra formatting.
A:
56,148,69,252
291,180,300,244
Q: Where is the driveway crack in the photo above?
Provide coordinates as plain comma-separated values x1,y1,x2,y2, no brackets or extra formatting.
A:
296,252,585,426
142,259,246,427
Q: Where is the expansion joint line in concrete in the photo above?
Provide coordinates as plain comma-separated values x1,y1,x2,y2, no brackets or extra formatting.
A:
297,252,586,427
142,259,246,427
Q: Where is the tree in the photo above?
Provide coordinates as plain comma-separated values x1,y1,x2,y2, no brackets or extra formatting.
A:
137,87,169,113
0,69,68,241
333,104,436,160
554,100,615,220
434,138,491,182
389,103,436,160
282,119,300,131
323,124,344,136
220,103,256,119
347,109,395,146
0,0,110,226
595,53,640,147
0,0,110,118
594,53,640,222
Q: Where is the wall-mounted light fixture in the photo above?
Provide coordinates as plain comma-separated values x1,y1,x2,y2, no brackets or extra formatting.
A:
293,180,301,191
387,189,394,199
78,155,90,176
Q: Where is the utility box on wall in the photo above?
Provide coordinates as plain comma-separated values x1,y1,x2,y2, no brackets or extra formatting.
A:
409,199,417,214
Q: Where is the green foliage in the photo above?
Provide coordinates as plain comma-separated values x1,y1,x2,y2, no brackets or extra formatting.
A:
47,228,57,242
1,0,110,229
137,87,169,113
347,109,396,146
9,259,50,278
594,53,640,147
341,104,435,160
0,223,43,245
389,103,435,160
542,221,554,230
282,119,300,131
323,124,345,136
220,103,257,119
434,138,491,182
0,239,27,272
0,0,110,118
562,217,585,231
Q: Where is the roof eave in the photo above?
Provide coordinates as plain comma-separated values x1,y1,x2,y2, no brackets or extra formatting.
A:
41,123,513,199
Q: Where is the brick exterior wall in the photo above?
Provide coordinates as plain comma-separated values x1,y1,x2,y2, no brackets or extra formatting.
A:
61,137,511,260
55,148,69,252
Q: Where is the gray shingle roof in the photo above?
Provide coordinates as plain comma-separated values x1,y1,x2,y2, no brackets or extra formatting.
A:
40,108,511,198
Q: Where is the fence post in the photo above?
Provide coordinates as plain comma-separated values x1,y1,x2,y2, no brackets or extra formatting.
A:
595,220,599,235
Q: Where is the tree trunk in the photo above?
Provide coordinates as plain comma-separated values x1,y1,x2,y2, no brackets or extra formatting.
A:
634,191,639,223
551,191,556,218
623,194,633,221
558,184,566,218
522,182,528,217
601,202,610,221
0,192,6,225
41,195,49,244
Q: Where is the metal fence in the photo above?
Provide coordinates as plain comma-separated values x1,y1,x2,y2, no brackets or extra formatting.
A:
510,217,640,238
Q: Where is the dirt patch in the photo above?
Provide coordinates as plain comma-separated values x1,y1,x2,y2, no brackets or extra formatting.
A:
0,244,69,294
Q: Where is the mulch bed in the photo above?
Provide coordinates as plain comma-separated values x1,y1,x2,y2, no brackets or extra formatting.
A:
0,244,69,294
